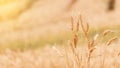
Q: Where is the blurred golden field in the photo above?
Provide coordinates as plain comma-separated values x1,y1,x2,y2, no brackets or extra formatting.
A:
0,0,32,20
0,0,119,68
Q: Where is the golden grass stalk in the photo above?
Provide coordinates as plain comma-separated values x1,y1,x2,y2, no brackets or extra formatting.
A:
70,16,79,48
68,14,119,68
64,45,71,68
79,15,91,49
70,42,81,68
78,15,97,68
68,16,81,68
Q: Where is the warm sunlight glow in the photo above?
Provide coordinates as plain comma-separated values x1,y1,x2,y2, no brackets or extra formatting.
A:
0,0,32,20
0,0,16,5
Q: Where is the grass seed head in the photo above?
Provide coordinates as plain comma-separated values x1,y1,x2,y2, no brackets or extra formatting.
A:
106,36,118,46
73,34,78,48
76,21,79,32
103,30,113,36
93,34,99,41
90,47,96,53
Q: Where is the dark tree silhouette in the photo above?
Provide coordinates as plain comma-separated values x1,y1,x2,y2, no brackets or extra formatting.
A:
108,0,115,11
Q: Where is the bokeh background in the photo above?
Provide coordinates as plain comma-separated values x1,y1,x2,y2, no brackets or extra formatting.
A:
0,0,120,68
0,0,119,50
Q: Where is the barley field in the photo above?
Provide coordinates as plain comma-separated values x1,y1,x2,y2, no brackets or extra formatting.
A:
0,0,120,68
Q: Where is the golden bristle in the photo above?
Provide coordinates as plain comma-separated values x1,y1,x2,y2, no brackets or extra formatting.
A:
76,21,79,32
73,34,78,48
71,16,74,31
103,30,112,36
106,36,118,46
85,22,89,33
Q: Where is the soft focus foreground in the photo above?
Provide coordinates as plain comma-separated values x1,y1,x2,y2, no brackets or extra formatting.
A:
0,0,119,68
0,44,120,68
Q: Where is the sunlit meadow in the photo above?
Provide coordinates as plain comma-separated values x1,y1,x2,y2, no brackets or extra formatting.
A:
0,0,119,68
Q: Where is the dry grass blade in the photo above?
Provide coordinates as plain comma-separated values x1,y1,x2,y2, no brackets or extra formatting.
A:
76,21,79,32
79,15,86,33
106,36,118,46
73,34,78,48
85,22,89,33
89,47,96,53
103,30,113,36
90,40,95,47
71,16,74,31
